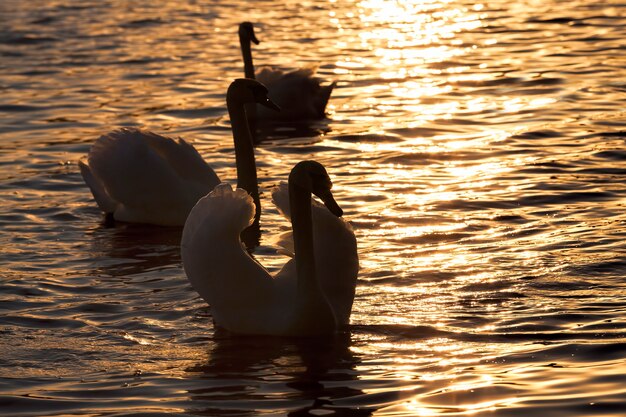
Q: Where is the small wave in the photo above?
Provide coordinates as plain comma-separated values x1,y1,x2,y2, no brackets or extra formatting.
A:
119,18,165,29
593,149,626,161
516,190,616,206
511,129,562,140
0,34,58,45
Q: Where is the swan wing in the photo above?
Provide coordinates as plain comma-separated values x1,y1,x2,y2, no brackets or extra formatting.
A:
256,66,335,120
85,128,219,225
272,183,358,326
78,159,116,213
182,183,292,334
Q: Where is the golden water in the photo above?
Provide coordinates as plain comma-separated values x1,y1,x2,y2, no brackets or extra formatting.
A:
1,0,625,415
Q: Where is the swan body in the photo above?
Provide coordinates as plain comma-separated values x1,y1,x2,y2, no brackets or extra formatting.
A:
79,78,278,226
79,128,219,226
181,161,358,336
239,22,335,121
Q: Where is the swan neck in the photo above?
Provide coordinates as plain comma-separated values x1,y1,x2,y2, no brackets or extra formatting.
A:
289,182,336,335
228,97,260,226
240,35,255,79
290,183,316,285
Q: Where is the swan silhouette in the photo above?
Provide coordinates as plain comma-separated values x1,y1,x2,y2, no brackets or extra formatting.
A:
239,21,336,121
79,78,278,226
181,161,358,336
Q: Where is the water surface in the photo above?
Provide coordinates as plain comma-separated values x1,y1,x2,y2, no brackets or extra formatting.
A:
1,0,625,415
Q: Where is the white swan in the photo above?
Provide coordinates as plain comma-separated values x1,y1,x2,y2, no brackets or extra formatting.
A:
239,21,336,121
79,78,278,226
181,161,358,336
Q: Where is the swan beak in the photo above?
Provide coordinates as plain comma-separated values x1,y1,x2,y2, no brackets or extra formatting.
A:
261,97,280,111
251,33,260,45
316,188,344,217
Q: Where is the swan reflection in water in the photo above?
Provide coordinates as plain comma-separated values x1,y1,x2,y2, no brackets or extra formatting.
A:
187,332,372,416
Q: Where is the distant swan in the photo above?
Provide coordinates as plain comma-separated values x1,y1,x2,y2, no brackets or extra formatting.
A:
79,78,278,226
181,161,358,336
239,21,336,121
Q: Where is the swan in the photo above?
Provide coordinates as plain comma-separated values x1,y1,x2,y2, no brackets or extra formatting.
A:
238,21,336,121
79,78,279,226
181,161,358,336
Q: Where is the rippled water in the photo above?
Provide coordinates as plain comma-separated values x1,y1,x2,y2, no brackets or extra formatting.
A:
2,0,626,415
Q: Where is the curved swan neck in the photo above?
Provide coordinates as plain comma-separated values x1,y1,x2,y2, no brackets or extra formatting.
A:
289,181,336,335
227,97,260,226
239,32,255,79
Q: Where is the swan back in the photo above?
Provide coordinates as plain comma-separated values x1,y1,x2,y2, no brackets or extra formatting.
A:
82,128,219,226
256,67,335,120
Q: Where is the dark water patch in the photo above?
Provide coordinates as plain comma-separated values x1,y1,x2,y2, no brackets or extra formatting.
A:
593,149,626,161
353,324,449,340
0,105,45,113
0,34,58,45
334,133,403,143
0,300,54,312
117,57,176,66
44,117,78,124
382,151,483,165
392,232,473,245
1,315,86,330
120,72,166,80
30,16,57,25
378,270,458,284
511,87,564,96
594,130,626,138
497,342,626,363
577,167,626,175
525,76,565,86
159,107,223,119
18,69,61,77
387,126,459,138
120,18,166,29
515,190,615,206
256,122,332,142
511,129,562,140
436,117,484,126
448,76,523,88
353,324,626,344
491,214,529,224
434,199,519,211
525,17,581,25
565,259,626,277
457,279,514,293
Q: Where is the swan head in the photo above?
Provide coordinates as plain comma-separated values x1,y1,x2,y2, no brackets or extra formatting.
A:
227,78,280,111
289,161,343,217
239,22,259,45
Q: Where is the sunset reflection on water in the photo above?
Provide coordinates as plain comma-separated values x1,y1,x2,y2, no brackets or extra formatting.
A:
1,0,625,415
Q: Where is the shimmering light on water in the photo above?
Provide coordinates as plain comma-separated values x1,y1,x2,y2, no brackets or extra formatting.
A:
1,0,626,415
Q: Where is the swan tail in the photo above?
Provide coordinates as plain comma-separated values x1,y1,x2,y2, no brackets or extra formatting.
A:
182,183,256,251
181,183,256,293
272,183,358,325
78,159,117,213
315,80,336,118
